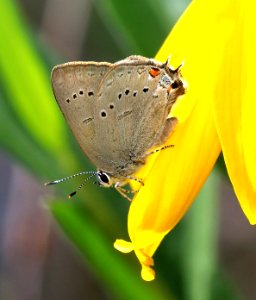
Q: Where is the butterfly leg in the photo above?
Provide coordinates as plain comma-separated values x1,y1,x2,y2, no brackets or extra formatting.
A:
114,184,133,201
114,179,143,201
146,144,174,157
125,175,144,186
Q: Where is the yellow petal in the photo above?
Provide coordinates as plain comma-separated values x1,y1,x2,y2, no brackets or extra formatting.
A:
213,0,256,224
114,239,134,253
124,0,234,279
141,265,155,282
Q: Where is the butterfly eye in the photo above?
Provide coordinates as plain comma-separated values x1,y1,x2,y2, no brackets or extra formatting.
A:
97,171,111,187
99,172,109,183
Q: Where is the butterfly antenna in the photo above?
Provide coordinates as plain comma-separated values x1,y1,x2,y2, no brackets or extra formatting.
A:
44,171,97,186
68,173,96,198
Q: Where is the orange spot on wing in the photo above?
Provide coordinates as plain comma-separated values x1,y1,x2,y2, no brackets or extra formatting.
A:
167,85,172,94
149,67,160,78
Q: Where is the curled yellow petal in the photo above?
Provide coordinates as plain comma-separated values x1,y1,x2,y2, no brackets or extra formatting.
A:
114,0,255,280
124,0,231,280
114,239,134,253
141,265,155,282
114,239,156,281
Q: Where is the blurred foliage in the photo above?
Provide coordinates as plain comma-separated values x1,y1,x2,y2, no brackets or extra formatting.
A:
0,0,240,299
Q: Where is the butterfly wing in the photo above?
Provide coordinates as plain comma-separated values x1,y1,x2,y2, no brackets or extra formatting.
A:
52,57,184,179
51,61,112,164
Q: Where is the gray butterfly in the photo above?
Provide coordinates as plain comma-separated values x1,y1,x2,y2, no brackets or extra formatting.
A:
46,55,185,199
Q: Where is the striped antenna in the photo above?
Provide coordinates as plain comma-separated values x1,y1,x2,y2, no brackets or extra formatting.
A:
68,173,97,198
44,171,97,186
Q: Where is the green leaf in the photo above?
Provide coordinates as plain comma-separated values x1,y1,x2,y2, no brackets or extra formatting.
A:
180,169,240,300
0,90,57,176
181,170,219,300
51,200,172,300
0,0,75,166
93,0,190,56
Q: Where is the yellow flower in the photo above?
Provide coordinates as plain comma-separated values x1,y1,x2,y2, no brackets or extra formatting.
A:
115,0,256,281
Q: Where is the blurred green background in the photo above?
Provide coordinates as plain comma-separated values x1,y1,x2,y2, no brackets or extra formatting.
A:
0,0,255,299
